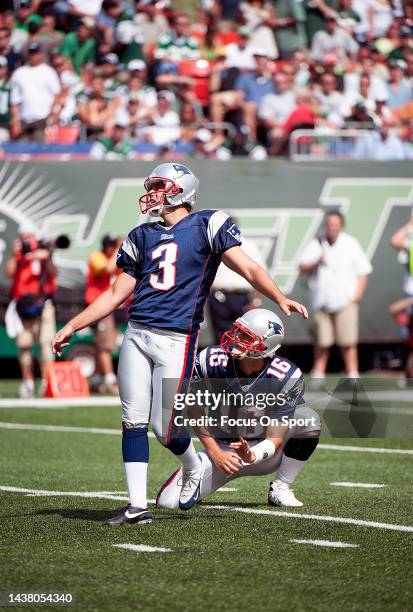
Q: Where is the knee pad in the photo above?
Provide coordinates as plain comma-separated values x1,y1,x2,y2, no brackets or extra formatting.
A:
122,423,149,463
284,436,319,461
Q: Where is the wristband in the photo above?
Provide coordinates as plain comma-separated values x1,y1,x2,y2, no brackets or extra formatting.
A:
252,439,276,464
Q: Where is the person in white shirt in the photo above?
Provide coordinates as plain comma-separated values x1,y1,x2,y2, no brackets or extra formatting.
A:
313,72,345,126
259,71,296,154
142,90,180,147
209,235,267,342
10,42,61,141
311,15,359,69
299,210,372,383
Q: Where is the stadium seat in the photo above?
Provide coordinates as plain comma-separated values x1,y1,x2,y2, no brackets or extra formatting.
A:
216,31,239,45
178,59,211,106
45,124,81,145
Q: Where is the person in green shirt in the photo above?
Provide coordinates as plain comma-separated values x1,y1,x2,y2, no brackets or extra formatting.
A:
273,0,308,59
60,18,96,74
304,0,340,44
89,118,136,160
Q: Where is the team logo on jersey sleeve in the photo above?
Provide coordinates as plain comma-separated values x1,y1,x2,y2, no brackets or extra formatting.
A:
227,223,241,242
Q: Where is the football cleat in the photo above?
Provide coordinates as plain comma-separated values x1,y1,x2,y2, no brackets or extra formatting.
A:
105,504,153,526
268,480,303,508
179,462,204,511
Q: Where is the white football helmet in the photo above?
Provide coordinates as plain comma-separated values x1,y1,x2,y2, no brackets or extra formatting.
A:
139,162,199,217
221,308,284,359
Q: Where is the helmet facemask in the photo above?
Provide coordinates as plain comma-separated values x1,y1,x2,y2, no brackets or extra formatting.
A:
221,322,268,359
138,176,183,217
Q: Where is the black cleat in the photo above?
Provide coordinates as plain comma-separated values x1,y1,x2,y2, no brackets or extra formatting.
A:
105,504,153,526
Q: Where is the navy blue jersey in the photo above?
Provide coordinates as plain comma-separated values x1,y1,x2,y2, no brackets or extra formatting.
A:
192,346,305,440
116,210,241,333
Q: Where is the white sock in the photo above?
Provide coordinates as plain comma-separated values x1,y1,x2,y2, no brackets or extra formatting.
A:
23,379,34,389
276,454,306,485
347,371,360,379
124,462,148,508
179,442,201,471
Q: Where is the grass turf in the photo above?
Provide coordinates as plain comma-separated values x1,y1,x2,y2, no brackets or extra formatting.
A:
0,381,412,612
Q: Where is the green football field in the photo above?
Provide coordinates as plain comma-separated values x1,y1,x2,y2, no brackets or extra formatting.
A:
0,379,412,612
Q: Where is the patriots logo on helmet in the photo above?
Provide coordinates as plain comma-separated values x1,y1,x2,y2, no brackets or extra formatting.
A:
172,164,191,178
268,320,284,336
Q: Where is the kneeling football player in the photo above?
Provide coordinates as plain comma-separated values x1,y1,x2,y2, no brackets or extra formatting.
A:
157,308,320,509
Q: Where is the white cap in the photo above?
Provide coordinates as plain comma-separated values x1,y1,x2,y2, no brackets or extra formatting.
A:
128,59,146,72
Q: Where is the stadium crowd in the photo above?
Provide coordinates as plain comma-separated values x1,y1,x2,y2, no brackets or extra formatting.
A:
0,0,412,159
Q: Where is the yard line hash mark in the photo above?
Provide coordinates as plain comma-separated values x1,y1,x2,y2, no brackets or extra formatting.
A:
113,544,172,553
330,482,386,488
290,539,359,548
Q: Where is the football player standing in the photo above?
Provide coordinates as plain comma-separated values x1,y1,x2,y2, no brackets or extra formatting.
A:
52,163,308,525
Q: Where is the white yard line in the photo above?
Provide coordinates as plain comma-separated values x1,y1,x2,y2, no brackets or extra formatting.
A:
1,485,412,534
205,505,413,533
290,539,359,548
0,397,119,408
318,444,413,455
113,544,172,553
218,487,238,492
2,421,413,456
330,482,386,488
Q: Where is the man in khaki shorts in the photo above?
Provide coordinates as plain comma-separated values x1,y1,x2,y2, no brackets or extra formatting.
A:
299,210,372,385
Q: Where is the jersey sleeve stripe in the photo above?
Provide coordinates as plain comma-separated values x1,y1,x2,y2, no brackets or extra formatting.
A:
206,210,229,250
121,238,139,262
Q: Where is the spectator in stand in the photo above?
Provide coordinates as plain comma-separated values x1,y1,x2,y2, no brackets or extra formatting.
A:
234,48,275,145
304,0,339,45
112,15,144,66
336,0,361,36
375,21,403,57
299,209,372,385
10,41,60,140
240,0,278,59
142,89,181,147
125,59,157,109
98,52,124,98
259,70,297,154
155,14,200,62
355,0,393,41
0,56,12,142
342,71,382,116
272,0,308,59
4,225,57,398
215,0,243,30
0,27,21,71
311,14,359,68
60,17,96,74
5,9,30,54
344,99,376,128
83,233,122,395
313,71,345,126
50,70,81,125
385,60,412,108
54,0,104,19
77,74,122,139
353,118,407,159
344,50,388,99
124,94,151,139
224,26,255,70
134,0,169,54
388,28,413,62
19,14,63,63
90,115,135,159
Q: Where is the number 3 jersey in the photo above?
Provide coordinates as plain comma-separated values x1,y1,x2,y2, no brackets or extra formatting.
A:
192,345,306,440
116,210,242,334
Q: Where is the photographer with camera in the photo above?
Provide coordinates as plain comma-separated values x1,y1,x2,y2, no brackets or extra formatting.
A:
85,233,123,396
4,225,59,398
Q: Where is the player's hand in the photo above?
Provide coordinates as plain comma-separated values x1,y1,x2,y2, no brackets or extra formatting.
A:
52,323,75,356
229,437,256,464
209,448,243,475
278,298,308,319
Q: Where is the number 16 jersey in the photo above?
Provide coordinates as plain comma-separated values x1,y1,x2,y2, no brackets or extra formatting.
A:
116,210,242,334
